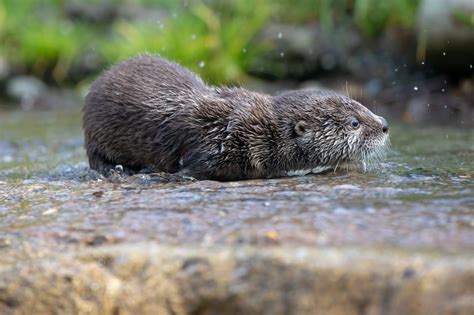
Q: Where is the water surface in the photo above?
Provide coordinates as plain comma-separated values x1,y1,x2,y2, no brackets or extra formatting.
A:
0,110,473,253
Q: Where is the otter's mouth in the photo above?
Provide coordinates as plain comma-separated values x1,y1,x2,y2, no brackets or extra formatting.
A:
358,134,390,171
286,134,390,177
333,133,390,172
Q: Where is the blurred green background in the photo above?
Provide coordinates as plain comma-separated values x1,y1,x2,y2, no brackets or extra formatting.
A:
0,0,421,85
1,0,473,125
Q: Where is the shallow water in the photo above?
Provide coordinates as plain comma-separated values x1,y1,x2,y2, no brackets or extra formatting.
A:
0,110,473,252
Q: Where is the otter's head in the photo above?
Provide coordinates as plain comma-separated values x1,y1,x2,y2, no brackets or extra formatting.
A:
273,90,389,171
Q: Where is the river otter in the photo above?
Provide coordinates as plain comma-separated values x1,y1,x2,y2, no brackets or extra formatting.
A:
83,55,389,181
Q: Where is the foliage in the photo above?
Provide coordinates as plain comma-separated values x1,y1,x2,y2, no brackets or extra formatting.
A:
100,0,271,83
2,0,92,82
0,0,421,85
353,0,420,36
452,9,474,30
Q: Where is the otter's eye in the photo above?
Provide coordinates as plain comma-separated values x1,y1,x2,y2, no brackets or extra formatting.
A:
351,119,360,128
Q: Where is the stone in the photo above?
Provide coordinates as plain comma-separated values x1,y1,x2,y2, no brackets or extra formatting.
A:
6,76,47,110
0,244,472,315
248,23,363,80
5,76,79,110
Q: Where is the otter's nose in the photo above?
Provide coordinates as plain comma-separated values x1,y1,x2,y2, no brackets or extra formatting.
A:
379,117,389,133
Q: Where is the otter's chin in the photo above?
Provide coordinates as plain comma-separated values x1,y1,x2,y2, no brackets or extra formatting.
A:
359,136,390,171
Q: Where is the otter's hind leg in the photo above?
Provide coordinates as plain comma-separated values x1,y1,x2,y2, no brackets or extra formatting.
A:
86,147,116,174
86,147,145,175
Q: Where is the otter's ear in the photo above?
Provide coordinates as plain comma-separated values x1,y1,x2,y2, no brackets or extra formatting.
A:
294,121,308,136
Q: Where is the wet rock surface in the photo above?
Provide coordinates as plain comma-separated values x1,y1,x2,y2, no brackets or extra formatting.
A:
1,244,473,315
1,169,473,251
0,111,473,314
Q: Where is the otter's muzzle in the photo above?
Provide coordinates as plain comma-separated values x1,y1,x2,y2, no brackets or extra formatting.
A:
379,116,389,133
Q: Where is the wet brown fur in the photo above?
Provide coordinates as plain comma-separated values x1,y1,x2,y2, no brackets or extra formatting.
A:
83,55,389,180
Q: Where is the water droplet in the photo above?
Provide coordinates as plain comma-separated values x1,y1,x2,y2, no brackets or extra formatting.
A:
278,32,282,39
191,34,197,40
443,52,446,56
413,86,418,91
442,88,445,92
392,81,396,85
470,64,472,69
280,52,285,57
42,208,58,216
427,103,430,107
242,48,246,53
395,68,398,72
444,104,448,109
198,61,205,68
421,61,425,65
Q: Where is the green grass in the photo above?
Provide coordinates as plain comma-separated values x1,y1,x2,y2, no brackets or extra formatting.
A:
0,0,421,86
452,9,474,29
100,0,271,83
353,0,419,36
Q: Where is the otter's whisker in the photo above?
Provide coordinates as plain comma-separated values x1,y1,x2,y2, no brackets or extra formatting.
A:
334,158,342,173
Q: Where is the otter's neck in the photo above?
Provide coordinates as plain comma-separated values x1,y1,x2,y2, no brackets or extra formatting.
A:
269,96,315,175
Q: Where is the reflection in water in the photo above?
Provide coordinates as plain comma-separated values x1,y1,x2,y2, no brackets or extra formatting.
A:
0,110,473,252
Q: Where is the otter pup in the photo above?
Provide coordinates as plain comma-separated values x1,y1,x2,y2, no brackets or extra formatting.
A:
83,55,389,181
